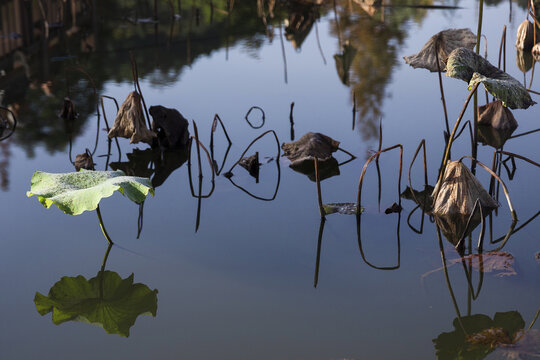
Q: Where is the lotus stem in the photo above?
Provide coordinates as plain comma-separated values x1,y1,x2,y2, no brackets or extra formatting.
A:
314,157,325,218
357,144,403,209
245,106,266,129
96,205,114,245
437,83,480,188
314,217,326,288
437,226,467,335
435,42,450,134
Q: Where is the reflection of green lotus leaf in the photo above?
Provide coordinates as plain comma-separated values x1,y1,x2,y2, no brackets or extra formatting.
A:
446,48,535,109
34,271,158,337
433,311,525,360
26,170,154,215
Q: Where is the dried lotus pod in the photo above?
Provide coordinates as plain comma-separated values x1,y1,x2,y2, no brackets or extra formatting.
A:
431,161,498,217
108,91,156,145
516,19,536,51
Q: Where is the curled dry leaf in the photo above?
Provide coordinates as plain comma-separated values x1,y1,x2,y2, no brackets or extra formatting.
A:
403,28,476,72
108,91,156,145
446,48,535,109
282,132,341,181
149,105,190,149
478,101,518,131
432,161,498,217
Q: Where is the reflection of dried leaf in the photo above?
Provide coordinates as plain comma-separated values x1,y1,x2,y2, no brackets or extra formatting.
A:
446,48,536,109
517,50,533,73
404,28,476,72
478,124,515,150
434,213,481,247
489,329,540,359
108,92,156,144
433,311,525,360
516,20,536,51
457,252,517,277
384,202,402,214
478,101,518,131
334,44,357,85
400,186,434,212
323,202,362,215
432,161,498,217
149,105,189,149
60,97,77,121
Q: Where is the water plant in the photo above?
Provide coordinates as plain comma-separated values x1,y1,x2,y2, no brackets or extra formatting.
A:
27,169,154,244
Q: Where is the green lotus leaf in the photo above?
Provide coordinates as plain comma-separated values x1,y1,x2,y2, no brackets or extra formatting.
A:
433,311,525,360
27,169,154,215
446,47,536,109
34,271,158,337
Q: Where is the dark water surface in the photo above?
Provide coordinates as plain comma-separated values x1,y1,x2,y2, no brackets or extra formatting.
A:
1,1,540,359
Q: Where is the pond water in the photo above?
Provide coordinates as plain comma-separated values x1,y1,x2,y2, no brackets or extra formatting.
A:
1,1,540,359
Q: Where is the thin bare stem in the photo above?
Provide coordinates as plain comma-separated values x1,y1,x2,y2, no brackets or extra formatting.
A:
314,157,325,218
96,205,114,245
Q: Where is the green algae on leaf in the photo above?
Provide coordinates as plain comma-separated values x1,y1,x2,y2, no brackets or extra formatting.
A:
446,47,536,109
34,271,158,337
27,169,154,215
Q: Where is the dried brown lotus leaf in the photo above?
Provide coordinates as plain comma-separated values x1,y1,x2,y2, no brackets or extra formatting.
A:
432,161,498,217
108,91,156,145
403,28,476,72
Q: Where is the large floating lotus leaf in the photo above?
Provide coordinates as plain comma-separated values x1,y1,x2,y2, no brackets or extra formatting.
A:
34,271,158,337
27,170,154,215
404,28,476,72
446,48,536,109
433,311,525,360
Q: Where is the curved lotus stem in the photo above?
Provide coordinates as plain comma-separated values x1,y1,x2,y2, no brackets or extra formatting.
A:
408,139,428,211
96,205,114,245
357,144,403,209
458,156,517,222
0,106,17,141
244,106,265,129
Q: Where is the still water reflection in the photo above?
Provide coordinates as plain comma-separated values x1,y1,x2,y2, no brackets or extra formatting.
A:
2,0,540,359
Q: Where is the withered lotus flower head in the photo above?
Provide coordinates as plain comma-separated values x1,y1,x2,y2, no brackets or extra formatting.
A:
60,97,77,121
478,100,518,131
74,150,95,171
516,19,536,51
403,28,476,72
432,161,499,217
108,91,156,145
